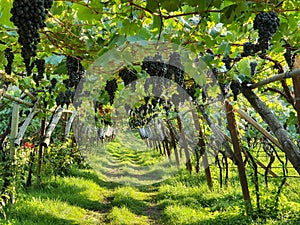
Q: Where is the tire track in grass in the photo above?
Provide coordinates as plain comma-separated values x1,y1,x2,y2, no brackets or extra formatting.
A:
90,138,164,224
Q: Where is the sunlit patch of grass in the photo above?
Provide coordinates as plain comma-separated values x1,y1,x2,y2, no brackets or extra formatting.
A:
162,204,212,225
3,198,104,225
111,186,148,215
107,206,148,225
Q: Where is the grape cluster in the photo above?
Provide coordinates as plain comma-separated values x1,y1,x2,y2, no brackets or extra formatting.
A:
167,52,185,89
283,49,295,70
119,68,138,86
4,48,14,75
65,56,85,88
230,80,241,101
32,59,45,86
129,97,171,128
243,42,253,56
44,0,53,10
105,78,118,105
10,0,53,74
142,52,167,77
142,53,169,96
222,57,232,70
253,12,280,52
36,59,45,79
47,77,57,93
55,90,73,108
250,61,258,76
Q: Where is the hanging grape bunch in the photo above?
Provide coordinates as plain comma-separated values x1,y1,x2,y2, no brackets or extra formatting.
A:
283,49,295,70
32,59,45,87
230,80,241,101
4,48,14,75
119,67,138,90
253,12,280,53
105,78,118,105
250,61,258,76
65,56,85,89
142,53,168,96
167,52,185,89
142,52,166,77
10,0,53,74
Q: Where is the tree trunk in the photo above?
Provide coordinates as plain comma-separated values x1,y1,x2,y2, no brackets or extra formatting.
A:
242,86,300,175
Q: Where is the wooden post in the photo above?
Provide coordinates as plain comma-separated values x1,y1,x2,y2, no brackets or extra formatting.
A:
191,110,213,189
10,104,19,158
177,115,192,173
292,56,300,132
64,111,77,140
43,107,64,147
166,122,180,167
225,101,252,212
9,103,19,203
37,118,46,186
15,103,39,145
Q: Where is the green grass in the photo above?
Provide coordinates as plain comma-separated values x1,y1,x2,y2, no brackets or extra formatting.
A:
107,206,149,225
1,137,300,225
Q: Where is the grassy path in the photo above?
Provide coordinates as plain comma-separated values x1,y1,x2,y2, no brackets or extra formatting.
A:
1,135,300,224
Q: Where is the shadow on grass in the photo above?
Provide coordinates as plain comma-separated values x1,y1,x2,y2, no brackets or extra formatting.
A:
68,168,122,189
111,195,148,215
4,204,76,225
24,169,122,213
26,183,108,213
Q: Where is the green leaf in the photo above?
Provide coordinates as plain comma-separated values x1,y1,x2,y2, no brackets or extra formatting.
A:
72,4,100,21
237,59,251,77
45,55,66,66
161,0,180,12
146,0,159,12
220,4,237,24
218,41,231,56
0,0,14,27
198,0,207,11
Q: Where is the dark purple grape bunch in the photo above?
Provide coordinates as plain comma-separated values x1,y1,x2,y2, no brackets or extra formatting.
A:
105,78,118,105
242,42,260,56
283,49,295,70
119,68,138,86
10,0,53,74
167,52,185,89
4,48,14,75
55,90,74,108
222,57,232,70
253,12,280,52
65,56,85,89
32,59,45,86
230,80,241,101
142,52,167,77
250,61,258,76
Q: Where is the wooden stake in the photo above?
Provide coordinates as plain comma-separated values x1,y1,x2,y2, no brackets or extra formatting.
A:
191,110,213,188
15,103,39,145
64,111,77,140
8,103,19,204
225,101,252,212
43,107,64,147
